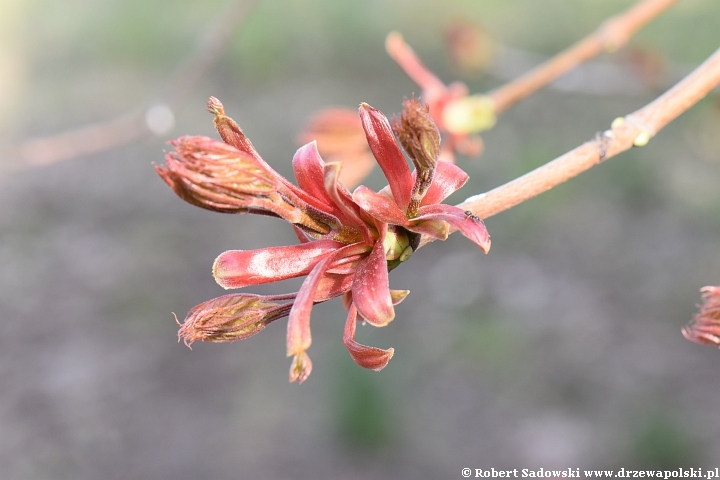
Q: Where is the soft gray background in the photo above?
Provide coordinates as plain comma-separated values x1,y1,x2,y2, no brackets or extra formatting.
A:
2,0,720,478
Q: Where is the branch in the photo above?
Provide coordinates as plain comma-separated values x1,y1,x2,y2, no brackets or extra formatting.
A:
456,44,720,223
9,0,257,168
16,113,147,167
383,0,678,164
488,0,679,115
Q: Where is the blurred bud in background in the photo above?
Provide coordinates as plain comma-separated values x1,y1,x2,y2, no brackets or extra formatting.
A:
298,107,376,189
444,20,497,77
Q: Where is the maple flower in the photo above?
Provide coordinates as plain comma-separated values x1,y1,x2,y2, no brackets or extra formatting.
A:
386,32,496,161
156,97,490,383
682,286,720,347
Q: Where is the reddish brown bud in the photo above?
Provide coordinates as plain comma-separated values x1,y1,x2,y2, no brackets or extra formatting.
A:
206,97,261,160
392,98,442,217
156,136,280,211
178,293,294,346
683,286,720,346
392,98,441,174
155,136,331,234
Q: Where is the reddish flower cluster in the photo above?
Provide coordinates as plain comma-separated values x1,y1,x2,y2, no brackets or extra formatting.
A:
156,97,490,382
683,286,720,347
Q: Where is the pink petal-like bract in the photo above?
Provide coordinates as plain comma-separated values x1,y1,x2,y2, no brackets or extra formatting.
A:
351,224,395,327
292,141,339,214
323,162,372,242
213,240,345,289
359,103,413,211
343,303,394,371
385,32,447,102
420,160,469,206
289,351,313,384
286,243,365,356
352,185,408,226
414,203,491,253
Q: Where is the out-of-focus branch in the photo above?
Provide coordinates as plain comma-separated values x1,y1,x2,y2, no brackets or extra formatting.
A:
489,43,676,97
455,44,720,224
11,0,257,167
384,0,678,164
488,0,679,114
17,113,147,166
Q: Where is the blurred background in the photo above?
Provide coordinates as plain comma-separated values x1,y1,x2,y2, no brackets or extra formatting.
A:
1,0,720,478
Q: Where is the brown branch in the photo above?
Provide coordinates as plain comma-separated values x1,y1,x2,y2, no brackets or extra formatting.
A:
487,0,679,115
17,113,147,166
456,44,720,223
9,0,257,168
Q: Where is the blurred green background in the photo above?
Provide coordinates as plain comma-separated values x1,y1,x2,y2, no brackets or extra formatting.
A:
1,0,720,478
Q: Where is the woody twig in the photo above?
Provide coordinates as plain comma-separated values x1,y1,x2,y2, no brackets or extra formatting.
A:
488,0,680,114
456,44,720,224
11,0,257,167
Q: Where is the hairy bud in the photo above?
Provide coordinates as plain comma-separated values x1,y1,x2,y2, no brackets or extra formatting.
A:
392,98,441,173
156,136,278,211
392,98,442,217
177,293,294,346
156,136,331,234
207,96,261,160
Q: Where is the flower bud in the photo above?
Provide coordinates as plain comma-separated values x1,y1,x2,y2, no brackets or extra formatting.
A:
207,96,261,160
156,136,277,212
177,293,293,346
683,286,720,346
392,98,441,174
156,136,330,234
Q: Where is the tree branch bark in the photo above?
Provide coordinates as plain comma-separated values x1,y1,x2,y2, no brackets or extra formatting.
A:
488,0,680,114
456,44,720,223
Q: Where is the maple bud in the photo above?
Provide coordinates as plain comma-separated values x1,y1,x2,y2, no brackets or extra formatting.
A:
156,136,331,235
177,293,293,346
392,97,441,174
392,98,442,218
206,96,261,160
156,136,278,213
